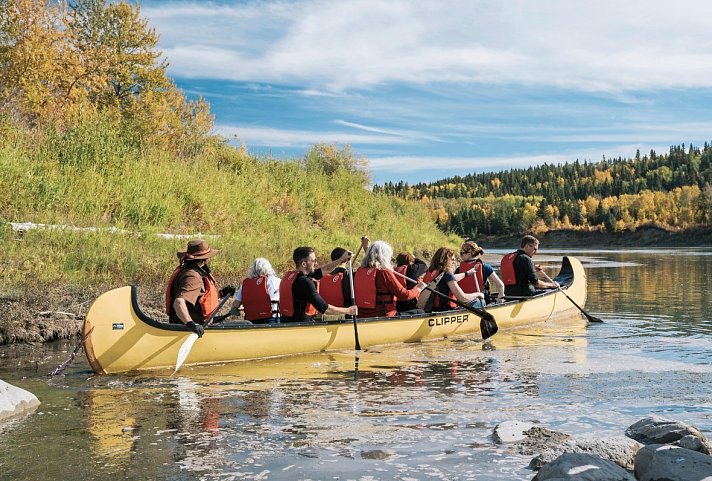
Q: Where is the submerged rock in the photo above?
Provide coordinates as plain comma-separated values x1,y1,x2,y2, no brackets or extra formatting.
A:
0,379,40,421
515,426,574,456
634,444,712,481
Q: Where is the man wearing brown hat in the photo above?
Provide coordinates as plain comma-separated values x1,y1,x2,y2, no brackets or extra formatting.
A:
165,240,235,337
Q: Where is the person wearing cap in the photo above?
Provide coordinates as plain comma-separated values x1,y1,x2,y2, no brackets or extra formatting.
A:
166,239,235,337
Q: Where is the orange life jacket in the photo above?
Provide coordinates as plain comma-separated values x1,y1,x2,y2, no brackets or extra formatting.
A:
457,260,485,294
423,269,456,309
354,267,379,308
319,271,345,307
279,271,318,318
165,265,219,320
500,251,521,286
394,265,408,287
242,275,274,320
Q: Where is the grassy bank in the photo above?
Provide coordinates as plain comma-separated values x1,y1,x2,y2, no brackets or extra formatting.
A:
0,118,456,344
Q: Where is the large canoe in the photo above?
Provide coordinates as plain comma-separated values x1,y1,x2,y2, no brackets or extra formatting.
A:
83,256,589,374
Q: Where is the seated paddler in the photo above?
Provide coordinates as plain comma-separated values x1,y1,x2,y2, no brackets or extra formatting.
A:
318,247,355,310
501,235,559,297
279,246,358,323
354,240,427,318
230,257,281,324
422,247,485,312
166,240,235,337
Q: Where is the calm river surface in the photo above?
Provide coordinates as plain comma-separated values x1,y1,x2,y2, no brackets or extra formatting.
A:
1,249,711,481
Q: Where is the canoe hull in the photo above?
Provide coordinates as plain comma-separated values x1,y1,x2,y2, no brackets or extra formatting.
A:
84,256,588,374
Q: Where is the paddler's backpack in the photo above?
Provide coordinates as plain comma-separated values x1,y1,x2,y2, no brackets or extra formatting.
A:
416,270,445,313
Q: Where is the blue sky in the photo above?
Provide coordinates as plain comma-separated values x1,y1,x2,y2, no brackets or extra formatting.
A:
142,0,712,185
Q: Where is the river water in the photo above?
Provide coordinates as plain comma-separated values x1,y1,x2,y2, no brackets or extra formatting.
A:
1,249,710,481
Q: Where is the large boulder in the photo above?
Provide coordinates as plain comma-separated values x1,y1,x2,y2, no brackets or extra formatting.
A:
532,452,636,480
0,379,40,421
530,436,641,471
626,415,712,454
634,444,712,481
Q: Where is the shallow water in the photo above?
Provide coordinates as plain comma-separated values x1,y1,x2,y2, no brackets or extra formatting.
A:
1,249,711,481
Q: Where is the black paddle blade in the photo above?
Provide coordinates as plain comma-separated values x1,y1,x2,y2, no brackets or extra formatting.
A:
584,312,604,323
480,317,498,340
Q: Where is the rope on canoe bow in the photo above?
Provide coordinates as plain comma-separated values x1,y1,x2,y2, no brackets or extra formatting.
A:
47,331,83,378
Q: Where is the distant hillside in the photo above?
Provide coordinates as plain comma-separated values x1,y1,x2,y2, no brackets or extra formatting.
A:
374,144,712,237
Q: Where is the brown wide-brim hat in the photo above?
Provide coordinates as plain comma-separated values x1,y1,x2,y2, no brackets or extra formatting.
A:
177,239,219,261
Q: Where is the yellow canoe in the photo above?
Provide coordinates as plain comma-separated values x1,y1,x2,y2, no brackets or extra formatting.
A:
83,256,589,374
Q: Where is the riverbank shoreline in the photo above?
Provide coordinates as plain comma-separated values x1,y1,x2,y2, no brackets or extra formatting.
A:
480,225,712,248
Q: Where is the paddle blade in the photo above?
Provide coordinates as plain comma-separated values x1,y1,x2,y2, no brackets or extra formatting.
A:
480,317,499,340
173,333,198,374
584,312,605,323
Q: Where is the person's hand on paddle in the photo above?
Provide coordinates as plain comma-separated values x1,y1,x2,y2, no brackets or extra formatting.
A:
186,321,204,338
536,265,560,289
360,236,370,251
338,250,354,264
416,280,428,291
347,305,358,316
496,291,505,303
219,285,236,298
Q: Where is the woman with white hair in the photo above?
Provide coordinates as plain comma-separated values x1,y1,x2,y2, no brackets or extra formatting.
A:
231,257,281,324
354,239,427,318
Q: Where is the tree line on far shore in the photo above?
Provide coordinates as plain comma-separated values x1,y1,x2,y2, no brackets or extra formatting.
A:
374,145,712,237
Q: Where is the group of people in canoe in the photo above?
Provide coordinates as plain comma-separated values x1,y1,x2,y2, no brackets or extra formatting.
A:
166,235,560,337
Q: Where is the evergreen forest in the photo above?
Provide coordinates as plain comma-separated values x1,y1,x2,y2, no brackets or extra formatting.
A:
374,147,712,237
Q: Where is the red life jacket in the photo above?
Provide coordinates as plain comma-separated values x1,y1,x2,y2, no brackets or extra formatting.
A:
165,265,219,320
319,271,345,307
500,251,521,286
423,269,456,309
242,275,273,320
457,260,485,294
279,271,318,318
394,265,408,287
354,267,378,308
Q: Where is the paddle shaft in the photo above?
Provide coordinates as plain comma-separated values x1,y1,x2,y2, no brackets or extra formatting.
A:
205,293,233,327
352,244,363,264
538,269,603,323
348,259,362,350
390,269,495,323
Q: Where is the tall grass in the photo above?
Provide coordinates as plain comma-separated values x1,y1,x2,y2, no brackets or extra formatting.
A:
0,113,456,292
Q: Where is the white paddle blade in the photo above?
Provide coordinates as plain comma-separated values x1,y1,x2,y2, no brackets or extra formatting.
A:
173,333,199,374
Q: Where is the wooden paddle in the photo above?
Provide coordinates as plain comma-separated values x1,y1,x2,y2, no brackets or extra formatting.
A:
173,294,232,374
391,269,498,340
348,258,362,350
537,267,604,323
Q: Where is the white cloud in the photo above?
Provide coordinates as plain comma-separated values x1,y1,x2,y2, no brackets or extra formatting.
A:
216,124,409,147
145,0,712,92
367,144,671,173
